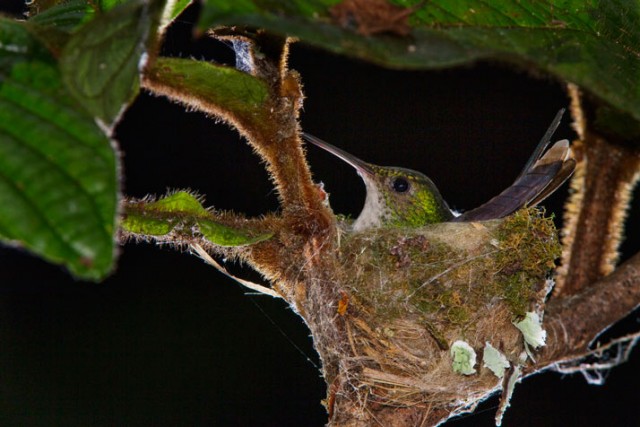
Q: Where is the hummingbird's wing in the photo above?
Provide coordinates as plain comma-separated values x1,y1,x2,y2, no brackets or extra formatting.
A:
526,144,576,207
454,111,576,222
514,108,565,181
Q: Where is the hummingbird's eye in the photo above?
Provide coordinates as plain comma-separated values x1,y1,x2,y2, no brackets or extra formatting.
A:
392,177,410,193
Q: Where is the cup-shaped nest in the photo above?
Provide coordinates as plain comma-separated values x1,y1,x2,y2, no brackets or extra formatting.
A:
331,208,560,408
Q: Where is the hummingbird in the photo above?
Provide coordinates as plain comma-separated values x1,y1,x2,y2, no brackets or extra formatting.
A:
304,109,576,231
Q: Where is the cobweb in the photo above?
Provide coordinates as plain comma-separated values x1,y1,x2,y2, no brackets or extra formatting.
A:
232,39,255,73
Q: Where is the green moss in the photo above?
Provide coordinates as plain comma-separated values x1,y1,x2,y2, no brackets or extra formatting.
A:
492,208,561,317
500,273,534,317
339,208,561,334
447,305,471,325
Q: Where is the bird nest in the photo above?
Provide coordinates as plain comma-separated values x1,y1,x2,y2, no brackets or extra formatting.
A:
329,208,560,412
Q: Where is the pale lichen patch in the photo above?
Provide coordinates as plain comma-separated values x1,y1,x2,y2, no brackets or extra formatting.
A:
451,340,477,375
514,311,547,349
483,342,510,378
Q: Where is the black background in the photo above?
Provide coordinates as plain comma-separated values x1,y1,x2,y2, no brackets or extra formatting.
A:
1,2,640,426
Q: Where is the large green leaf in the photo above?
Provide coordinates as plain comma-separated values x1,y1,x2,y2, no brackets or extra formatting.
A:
122,191,273,246
0,18,118,280
0,0,200,279
200,0,640,138
59,0,163,126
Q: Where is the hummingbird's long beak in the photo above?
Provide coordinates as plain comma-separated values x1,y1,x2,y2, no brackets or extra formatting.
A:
302,133,375,177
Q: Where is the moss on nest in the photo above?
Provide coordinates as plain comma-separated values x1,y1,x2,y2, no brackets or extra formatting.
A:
329,208,561,408
492,209,561,317
338,207,559,345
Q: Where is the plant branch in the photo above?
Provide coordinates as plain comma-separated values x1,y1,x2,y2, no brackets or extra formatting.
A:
190,243,283,298
542,250,640,363
555,84,640,295
136,35,640,427
142,49,332,228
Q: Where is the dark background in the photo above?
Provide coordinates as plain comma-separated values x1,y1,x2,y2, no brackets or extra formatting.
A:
1,2,640,426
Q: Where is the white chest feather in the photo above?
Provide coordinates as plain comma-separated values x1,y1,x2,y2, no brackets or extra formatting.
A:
353,182,386,232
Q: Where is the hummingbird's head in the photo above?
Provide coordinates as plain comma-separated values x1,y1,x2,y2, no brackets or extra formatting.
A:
304,133,453,231
360,164,453,229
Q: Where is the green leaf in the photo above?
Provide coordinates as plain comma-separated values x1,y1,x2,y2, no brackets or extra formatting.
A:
200,0,640,139
0,18,117,280
59,0,162,126
145,57,270,122
160,0,193,31
121,192,205,236
27,0,63,13
97,0,130,11
197,218,271,246
121,214,175,236
99,0,191,20
0,56,118,279
122,191,272,247
0,20,51,72
147,191,208,214
29,0,94,32
24,1,96,56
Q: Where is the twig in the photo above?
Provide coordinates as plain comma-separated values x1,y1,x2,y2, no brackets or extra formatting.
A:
542,250,640,362
190,243,282,299
552,331,640,385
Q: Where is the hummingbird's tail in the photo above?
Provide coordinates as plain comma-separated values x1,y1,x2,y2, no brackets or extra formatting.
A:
454,110,576,222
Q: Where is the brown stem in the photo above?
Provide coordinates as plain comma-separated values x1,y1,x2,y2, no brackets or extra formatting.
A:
555,85,640,295
142,47,330,227
543,251,640,363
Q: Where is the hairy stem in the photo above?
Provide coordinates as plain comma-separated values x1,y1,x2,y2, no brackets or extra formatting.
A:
543,251,640,363
556,85,640,295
